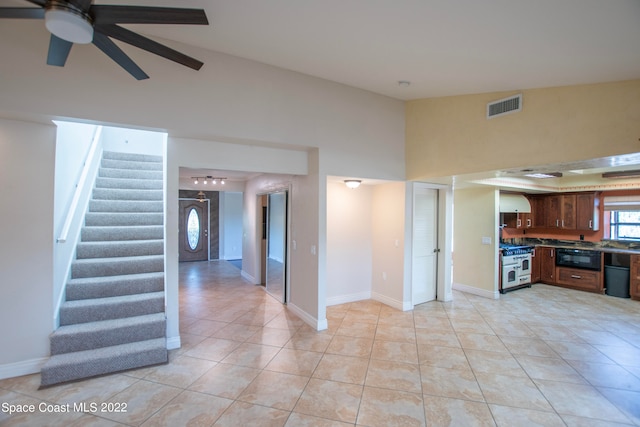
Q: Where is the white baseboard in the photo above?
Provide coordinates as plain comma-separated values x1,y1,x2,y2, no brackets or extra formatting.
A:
241,270,257,284
287,303,328,331
326,291,371,307
371,292,412,311
166,335,181,350
452,282,500,299
0,357,48,380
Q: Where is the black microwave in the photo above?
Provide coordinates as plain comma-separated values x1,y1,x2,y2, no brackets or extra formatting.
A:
555,248,601,271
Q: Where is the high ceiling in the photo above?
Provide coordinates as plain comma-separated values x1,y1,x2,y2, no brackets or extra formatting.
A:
6,0,639,100
99,0,640,100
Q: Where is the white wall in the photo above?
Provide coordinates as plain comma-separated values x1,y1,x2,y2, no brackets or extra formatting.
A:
220,192,243,260
53,121,98,238
101,126,165,156
326,181,374,305
0,118,56,378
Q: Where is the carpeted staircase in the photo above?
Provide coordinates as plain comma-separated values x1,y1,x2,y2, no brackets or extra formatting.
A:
40,151,168,387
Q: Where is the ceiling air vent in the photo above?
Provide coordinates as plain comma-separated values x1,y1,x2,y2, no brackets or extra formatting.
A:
487,94,522,119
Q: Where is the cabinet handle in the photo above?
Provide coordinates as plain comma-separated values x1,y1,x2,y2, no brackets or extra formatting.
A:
551,249,554,258
527,219,531,227
517,219,521,227
589,220,593,229
556,219,559,227
562,220,565,228
571,275,582,279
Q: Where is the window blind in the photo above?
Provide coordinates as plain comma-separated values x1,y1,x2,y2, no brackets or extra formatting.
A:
603,196,640,211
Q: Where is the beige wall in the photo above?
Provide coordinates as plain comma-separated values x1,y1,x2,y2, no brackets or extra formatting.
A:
371,182,409,309
452,187,499,298
406,80,640,180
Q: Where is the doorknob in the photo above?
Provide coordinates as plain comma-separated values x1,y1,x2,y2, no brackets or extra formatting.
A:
433,248,441,253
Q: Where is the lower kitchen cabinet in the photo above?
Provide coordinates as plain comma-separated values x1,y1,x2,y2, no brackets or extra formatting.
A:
556,267,602,293
631,255,640,300
539,246,556,284
531,247,541,284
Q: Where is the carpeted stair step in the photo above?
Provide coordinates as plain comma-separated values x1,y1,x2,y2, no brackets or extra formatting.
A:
84,212,163,227
76,240,163,259
92,188,163,201
95,177,163,190
71,255,164,279
81,225,163,242
101,158,163,171
99,167,163,180
50,313,166,355
40,338,168,387
59,291,165,325
89,199,163,213
66,272,165,301
102,151,163,163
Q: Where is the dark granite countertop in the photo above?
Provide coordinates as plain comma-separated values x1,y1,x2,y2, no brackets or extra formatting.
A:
504,238,640,255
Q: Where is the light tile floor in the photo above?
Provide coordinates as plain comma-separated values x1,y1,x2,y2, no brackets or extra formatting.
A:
1,260,640,426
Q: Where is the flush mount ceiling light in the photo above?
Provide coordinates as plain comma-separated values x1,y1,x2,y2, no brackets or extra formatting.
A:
344,179,361,189
398,80,411,87
523,172,563,179
45,1,94,44
602,170,640,179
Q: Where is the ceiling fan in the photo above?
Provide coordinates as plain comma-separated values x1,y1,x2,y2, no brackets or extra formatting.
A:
0,0,209,79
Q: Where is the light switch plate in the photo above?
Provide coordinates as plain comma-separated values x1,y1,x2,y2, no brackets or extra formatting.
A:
481,236,492,245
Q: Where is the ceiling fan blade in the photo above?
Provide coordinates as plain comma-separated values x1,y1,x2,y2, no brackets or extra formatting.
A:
0,7,45,19
95,24,203,70
91,5,208,25
67,0,93,13
92,31,149,80
47,34,73,66
23,0,46,6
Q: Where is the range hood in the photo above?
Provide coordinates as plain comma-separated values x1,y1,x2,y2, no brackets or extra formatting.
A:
500,194,531,213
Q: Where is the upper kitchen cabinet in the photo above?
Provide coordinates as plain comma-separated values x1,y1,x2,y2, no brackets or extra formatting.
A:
528,195,547,228
576,193,600,231
546,194,576,229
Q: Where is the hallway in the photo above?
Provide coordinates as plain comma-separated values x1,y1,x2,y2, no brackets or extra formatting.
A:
1,260,639,425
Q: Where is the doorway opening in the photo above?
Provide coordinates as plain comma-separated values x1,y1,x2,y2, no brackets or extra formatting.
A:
258,190,289,304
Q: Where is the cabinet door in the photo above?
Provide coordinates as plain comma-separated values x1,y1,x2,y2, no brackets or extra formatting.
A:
631,255,640,300
561,194,577,229
576,193,600,231
529,196,546,228
540,247,556,283
531,248,541,283
546,196,561,227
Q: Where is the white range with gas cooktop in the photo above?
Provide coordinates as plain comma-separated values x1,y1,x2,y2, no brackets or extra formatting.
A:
500,244,533,293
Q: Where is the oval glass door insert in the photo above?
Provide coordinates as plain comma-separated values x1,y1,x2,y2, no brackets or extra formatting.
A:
187,208,200,250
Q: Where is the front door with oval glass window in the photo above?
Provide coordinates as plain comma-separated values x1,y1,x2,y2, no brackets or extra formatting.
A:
179,199,209,262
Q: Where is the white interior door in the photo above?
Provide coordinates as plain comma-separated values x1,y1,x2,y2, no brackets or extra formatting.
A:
412,187,438,305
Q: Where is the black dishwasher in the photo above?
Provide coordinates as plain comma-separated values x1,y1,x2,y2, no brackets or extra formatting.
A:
604,253,631,298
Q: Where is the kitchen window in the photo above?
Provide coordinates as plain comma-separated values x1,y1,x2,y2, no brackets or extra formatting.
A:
604,195,640,241
608,211,640,240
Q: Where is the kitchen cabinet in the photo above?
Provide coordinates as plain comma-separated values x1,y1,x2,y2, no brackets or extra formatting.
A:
539,246,556,283
556,267,602,293
531,247,541,283
528,195,547,228
631,255,640,300
576,193,600,231
546,195,576,229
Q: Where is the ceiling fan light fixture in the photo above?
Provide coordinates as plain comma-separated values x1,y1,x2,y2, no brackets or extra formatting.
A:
45,3,93,44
